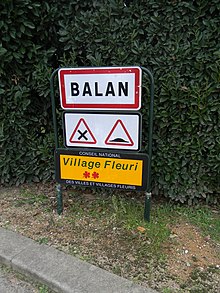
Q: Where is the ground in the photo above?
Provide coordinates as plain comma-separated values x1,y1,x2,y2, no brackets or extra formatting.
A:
0,183,219,292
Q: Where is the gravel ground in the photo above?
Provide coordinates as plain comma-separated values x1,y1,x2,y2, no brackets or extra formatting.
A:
0,183,219,292
0,264,46,293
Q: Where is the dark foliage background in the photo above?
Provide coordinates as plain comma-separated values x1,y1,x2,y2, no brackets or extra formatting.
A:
0,0,219,203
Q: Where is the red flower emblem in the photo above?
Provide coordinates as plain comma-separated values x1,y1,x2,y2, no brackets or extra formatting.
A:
83,171,90,178
92,172,99,179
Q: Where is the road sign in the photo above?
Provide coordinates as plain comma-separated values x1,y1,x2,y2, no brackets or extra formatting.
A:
105,119,134,147
58,67,142,110
55,149,148,191
63,112,141,151
69,118,97,144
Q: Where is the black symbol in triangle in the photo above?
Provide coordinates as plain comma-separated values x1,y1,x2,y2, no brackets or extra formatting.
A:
105,120,134,146
69,118,97,144
78,130,88,140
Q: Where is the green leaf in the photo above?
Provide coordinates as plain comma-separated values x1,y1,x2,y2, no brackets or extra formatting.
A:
24,21,35,29
0,46,7,56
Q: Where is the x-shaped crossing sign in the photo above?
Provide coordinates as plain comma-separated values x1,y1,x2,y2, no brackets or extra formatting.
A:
78,130,88,141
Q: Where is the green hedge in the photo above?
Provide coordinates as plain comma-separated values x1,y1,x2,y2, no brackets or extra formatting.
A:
0,0,60,184
0,0,219,203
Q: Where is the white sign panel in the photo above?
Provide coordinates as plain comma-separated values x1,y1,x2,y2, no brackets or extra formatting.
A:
58,67,142,110
63,112,141,151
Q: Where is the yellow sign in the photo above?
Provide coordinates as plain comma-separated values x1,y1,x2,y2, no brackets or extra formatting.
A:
55,149,148,191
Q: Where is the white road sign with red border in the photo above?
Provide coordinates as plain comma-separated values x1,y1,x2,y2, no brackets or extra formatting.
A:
63,112,141,151
58,67,142,110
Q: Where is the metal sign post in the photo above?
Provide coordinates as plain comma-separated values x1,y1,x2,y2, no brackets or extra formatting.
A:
50,66,154,221
142,67,154,222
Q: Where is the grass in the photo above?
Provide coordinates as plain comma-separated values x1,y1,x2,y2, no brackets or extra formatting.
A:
184,207,220,242
65,192,220,257
15,189,49,206
113,196,218,242
37,237,49,244
166,204,220,242
14,187,220,255
63,193,172,260
162,289,177,293
0,264,54,293
38,285,51,293
1,185,220,292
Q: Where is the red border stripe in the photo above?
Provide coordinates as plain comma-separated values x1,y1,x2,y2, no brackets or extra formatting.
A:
59,67,141,110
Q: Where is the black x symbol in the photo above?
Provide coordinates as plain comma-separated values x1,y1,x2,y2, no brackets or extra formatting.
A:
78,130,88,140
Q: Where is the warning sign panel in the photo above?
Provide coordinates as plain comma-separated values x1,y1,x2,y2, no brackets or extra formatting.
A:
55,149,148,191
63,112,141,151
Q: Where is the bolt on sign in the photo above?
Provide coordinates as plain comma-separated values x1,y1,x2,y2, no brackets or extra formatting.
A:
55,149,148,191
58,67,142,110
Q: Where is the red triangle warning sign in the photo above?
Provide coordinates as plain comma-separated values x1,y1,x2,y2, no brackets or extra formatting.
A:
69,118,97,144
105,120,134,146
